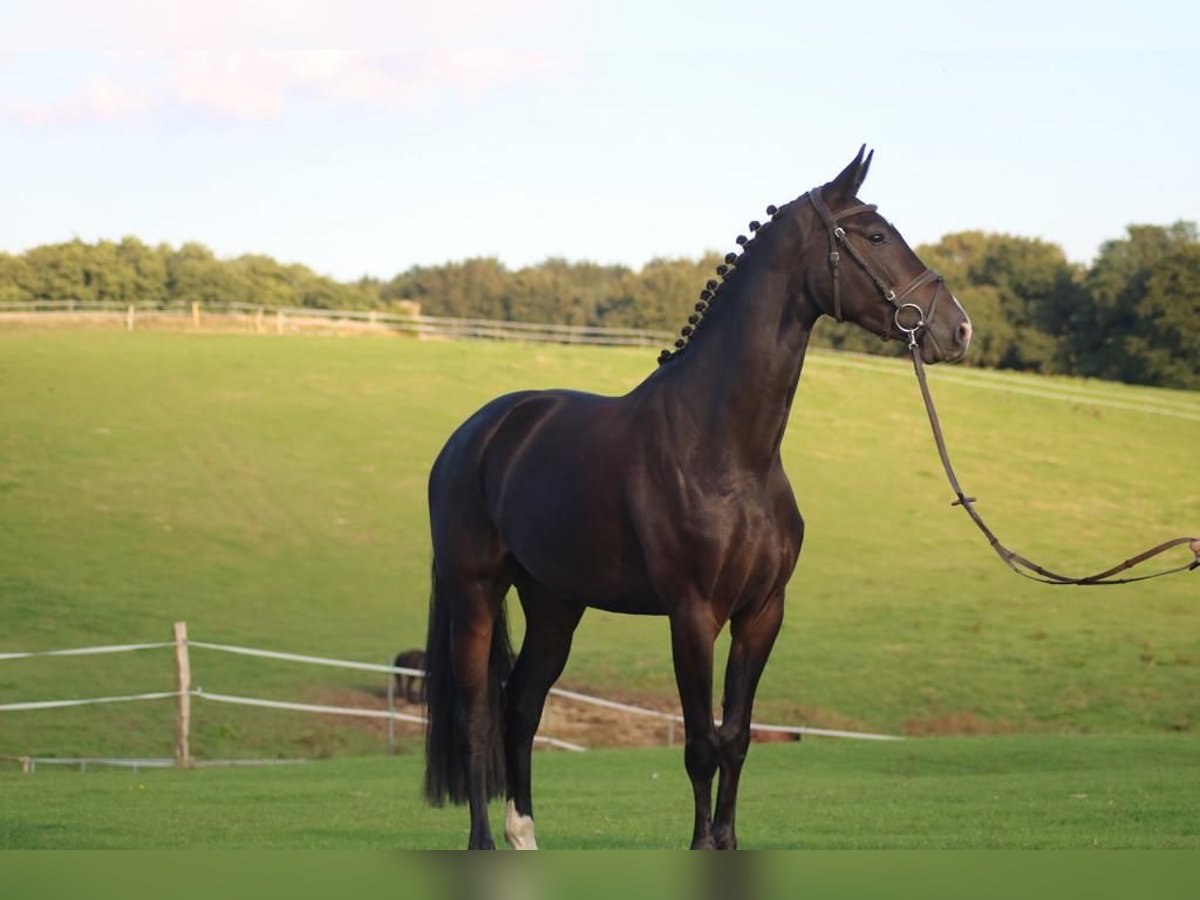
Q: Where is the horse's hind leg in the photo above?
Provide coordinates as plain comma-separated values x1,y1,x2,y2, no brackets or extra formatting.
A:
503,576,584,850
711,592,784,850
431,559,513,850
669,606,721,850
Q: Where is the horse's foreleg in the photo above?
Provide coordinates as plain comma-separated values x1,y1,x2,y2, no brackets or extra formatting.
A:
712,594,784,850
503,582,583,850
669,609,721,850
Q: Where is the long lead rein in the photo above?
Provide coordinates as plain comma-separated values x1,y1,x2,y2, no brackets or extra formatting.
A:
899,311,1200,586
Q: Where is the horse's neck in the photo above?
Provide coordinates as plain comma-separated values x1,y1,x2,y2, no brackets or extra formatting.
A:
648,224,821,470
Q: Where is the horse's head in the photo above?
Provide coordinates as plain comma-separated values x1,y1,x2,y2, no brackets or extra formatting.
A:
804,147,972,364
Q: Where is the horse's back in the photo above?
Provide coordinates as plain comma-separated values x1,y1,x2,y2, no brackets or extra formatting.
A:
394,648,425,669
430,387,621,520
430,388,622,489
429,388,654,607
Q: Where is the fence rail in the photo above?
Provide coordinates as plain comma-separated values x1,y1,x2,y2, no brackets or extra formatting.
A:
0,623,901,769
6,301,1194,422
0,300,675,348
0,641,174,661
2,755,309,774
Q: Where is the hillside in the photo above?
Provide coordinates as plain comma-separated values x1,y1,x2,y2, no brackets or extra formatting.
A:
1,331,1197,760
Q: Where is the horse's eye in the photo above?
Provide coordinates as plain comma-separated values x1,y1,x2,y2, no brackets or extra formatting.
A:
868,232,887,245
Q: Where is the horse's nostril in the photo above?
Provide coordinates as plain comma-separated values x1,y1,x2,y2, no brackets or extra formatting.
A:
957,320,973,347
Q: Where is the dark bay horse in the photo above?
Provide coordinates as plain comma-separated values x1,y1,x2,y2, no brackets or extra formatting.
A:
393,648,426,704
422,148,972,849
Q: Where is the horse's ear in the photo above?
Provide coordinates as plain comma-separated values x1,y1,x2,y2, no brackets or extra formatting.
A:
828,145,873,200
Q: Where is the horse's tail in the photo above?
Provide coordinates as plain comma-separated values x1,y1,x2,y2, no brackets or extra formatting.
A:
423,559,513,807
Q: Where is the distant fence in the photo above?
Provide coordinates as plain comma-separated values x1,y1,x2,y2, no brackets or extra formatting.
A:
0,622,900,769
1,756,308,775
0,300,676,348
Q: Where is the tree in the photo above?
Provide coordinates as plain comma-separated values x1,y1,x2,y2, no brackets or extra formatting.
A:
166,242,252,307
3,225,1198,389
1074,222,1199,387
117,237,169,306
1129,244,1200,388
385,258,512,320
22,240,94,304
917,232,1081,372
617,255,717,332
0,252,31,303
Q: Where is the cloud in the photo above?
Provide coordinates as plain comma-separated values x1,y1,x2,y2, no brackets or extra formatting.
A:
0,1,574,125
169,50,557,119
2,0,569,51
1,49,562,125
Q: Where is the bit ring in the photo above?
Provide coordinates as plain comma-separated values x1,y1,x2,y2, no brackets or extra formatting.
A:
894,302,925,335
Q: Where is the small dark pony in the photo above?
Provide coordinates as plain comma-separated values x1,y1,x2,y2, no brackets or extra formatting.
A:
392,649,426,704
423,148,972,849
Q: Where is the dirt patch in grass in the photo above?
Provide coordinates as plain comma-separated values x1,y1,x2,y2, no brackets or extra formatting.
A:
312,686,865,752
313,685,680,750
902,710,1022,736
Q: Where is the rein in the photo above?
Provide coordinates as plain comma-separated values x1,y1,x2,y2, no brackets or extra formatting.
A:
809,185,1200,585
901,307,1200,586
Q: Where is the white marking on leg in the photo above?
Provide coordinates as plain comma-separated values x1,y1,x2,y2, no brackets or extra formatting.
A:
504,799,538,850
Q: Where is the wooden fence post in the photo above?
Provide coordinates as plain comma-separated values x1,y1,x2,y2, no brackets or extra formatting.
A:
173,621,192,768
191,302,201,328
386,659,396,756
125,305,136,332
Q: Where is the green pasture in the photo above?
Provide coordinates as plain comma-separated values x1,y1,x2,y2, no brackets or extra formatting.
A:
1,330,1198,762
2,735,1198,849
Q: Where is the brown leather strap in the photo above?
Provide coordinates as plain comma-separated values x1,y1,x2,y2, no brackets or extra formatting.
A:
807,187,940,335
908,343,1200,586
808,185,1198,585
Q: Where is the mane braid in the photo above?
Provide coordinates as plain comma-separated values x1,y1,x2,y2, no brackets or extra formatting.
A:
657,203,781,365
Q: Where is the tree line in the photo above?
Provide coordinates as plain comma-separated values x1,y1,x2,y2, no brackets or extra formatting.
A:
1,223,1196,389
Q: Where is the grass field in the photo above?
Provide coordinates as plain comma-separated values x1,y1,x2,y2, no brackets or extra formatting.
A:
1,330,1198,763
2,735,1198,849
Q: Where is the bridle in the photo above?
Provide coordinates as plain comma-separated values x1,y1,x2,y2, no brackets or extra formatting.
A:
806,187,1200,586
807,186,946,347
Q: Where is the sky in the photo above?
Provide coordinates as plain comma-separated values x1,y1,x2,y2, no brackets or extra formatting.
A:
1,1,1198,282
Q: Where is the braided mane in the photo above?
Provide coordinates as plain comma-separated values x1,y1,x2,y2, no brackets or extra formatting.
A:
657,202,782,365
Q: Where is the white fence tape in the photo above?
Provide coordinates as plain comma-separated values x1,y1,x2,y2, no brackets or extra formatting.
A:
533,736,588,752
188,640,426,677
187,642,901,739
5,756,309,772
1,635,902,742
0,301,675,349
547,687,900,740
0,690,181,712
0,683,588,752
547,686,670,718
0,642,173,661
810,349,1200,424
194,689,426,724
748,723,901,741
192,689,585,751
